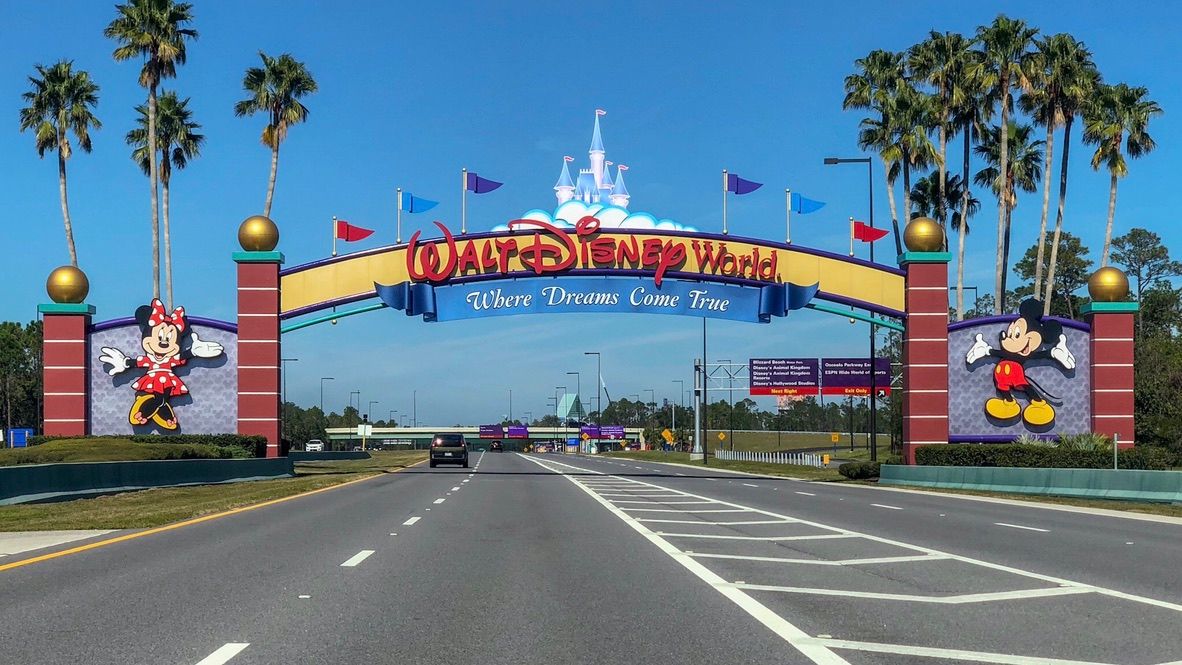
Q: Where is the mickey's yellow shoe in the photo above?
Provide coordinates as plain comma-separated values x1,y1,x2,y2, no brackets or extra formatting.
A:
1023,399,1056,426
985,397,1021,420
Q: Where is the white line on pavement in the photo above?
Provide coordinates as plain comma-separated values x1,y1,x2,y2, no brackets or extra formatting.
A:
742,483,759,487
995,522,1050,533
723,583,1093,604
340,550,375,567
620,508,753,513
656,533,854,541
871,503,903,510
797,638,1118,665
194,643,250,665
687,552,950,566
434,498,445,504
795,491,816,496
451,486,460,491
637,519,797,526
402,517,421,526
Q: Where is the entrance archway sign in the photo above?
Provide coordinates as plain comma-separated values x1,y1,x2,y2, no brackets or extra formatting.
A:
279,217,907,330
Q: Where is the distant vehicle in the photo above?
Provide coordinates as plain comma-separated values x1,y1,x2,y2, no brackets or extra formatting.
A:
305,440,324,452
489,440,504,452
429,433,469,468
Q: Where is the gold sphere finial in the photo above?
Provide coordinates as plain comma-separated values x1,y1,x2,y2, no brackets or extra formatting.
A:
46,265,90,304
1088,266,1129,302
903,216,944,252
238,215,279,252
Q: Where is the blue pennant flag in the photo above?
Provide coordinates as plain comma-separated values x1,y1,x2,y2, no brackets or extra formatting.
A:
726,172,763,195
465,172,503,194
758,282,820,322
374,282,437,321
791,192,826,214
400,192,438,213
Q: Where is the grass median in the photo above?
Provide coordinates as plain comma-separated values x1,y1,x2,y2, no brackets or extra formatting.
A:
0,450,426,532
601,450,844,481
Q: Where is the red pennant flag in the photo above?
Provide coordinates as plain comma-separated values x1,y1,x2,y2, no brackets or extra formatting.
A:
336,219,374,242
852,221,888,243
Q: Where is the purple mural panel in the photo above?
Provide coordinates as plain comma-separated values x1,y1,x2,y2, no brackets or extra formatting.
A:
821,358,890,396
580,425,601,438
600,425,625,439
507,425,529,438
89,323,238,435
947,317,1091,441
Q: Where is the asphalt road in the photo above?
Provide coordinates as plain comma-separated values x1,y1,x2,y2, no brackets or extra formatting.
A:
1,451,1180,664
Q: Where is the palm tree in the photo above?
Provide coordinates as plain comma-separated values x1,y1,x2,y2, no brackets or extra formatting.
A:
908,31,975,233
911,172,979,224
1084,83,1162,266
949,55,988,319
1021,34,1097,310
234,51,318,217
891,85,941,232
126,91,204,309
843,49,906,255
18,61,101,268
975,15,1039,313
974,122,1044,307
105,0,198,300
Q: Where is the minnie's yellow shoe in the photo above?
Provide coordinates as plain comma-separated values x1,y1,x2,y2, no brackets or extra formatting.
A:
151,403,178,430
985,397,1021,420
128,393,157,426
1023,399,1056,426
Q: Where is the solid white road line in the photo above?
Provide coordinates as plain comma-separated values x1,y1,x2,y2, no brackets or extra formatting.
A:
995,522,1050,533
871,503,903,510
657,533,854,541
402,517,421,526
194,643,250,665
724,583,1094,605
340,550,375,567
687,552,950,566
620,508,753,513
434,498,445,504
797,638,1118,665
637,519,797,526
609,500,716,505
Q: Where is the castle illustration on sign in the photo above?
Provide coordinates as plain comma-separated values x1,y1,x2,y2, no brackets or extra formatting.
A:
553,110,631,208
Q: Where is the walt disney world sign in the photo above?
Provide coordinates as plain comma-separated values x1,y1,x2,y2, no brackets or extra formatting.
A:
278,216,908,326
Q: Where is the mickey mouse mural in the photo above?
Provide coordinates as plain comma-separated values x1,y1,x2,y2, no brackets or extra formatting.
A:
964,298,1076,427
98,299,224,430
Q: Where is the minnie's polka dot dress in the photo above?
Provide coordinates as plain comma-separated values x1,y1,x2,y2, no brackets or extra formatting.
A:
131,355,189,395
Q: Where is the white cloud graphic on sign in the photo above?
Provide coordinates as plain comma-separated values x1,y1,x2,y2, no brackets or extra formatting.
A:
490,200,698,233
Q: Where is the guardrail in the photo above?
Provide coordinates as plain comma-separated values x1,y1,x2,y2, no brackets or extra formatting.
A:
714,449,825,467
0,457,294,505
880,465,1182,503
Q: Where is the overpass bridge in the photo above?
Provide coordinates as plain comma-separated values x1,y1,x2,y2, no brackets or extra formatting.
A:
324,426,645,451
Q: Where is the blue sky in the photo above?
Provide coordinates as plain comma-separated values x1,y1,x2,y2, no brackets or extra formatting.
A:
2,1,1178,424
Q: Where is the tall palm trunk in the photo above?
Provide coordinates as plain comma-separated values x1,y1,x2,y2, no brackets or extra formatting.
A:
56,140,78,267
901,157,912,226
1101,171,1118,266
162,159,173,309
148,83,160,300
937,84,949,240
956,125,971,320
264,142,279,217
994,76,1011,314
1043,116,1074,316
882,159,900,252
1033,121,1055,299
1001,204,1013,299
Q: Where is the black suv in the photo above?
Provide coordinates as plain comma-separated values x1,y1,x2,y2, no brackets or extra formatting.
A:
489,440,504,452
429,433,469,468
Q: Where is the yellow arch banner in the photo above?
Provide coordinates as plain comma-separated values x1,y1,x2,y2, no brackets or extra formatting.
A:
280,225,904,320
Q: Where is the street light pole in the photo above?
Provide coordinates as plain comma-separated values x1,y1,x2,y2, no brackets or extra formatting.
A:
584,351,602,429
412,390,417,428
825,155,879,461
556,385,567,453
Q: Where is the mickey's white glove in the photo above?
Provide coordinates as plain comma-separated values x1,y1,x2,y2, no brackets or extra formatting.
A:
965,333,992,364
99,347,130,375
190,333,224,359
1050,334,1075,370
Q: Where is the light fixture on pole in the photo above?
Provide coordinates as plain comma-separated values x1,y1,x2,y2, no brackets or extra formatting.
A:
825,154,880,462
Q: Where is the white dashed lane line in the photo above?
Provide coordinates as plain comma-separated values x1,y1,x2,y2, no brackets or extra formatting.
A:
871,503,903,510
795,491,816,496
742,483,759,488
402,517,421,526
340,550,375,567
434,498,446,504
995,522,1050,533
194,643,249,665
451,486,460,491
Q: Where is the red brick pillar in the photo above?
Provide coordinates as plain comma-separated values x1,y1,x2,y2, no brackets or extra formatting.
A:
1083,302,1137,449
899,250,950,464
38,304,95,437
235,251,283,457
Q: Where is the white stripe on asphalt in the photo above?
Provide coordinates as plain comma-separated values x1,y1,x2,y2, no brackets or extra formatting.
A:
462,479,470,483
994,522,1050,533
742,483,759,487
194,643,250,665
434,498,445,504
402,517,421,526
687,552,950,566
723,583,1094,605
655,533,854,541
340,550,375,567
871,503,903,510
795,491,816,496
797,638,1118,665
451,486,460,491
620,508,752,513
637,519,797,526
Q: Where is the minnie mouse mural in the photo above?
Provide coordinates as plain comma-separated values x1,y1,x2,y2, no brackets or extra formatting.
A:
99,299,224,430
